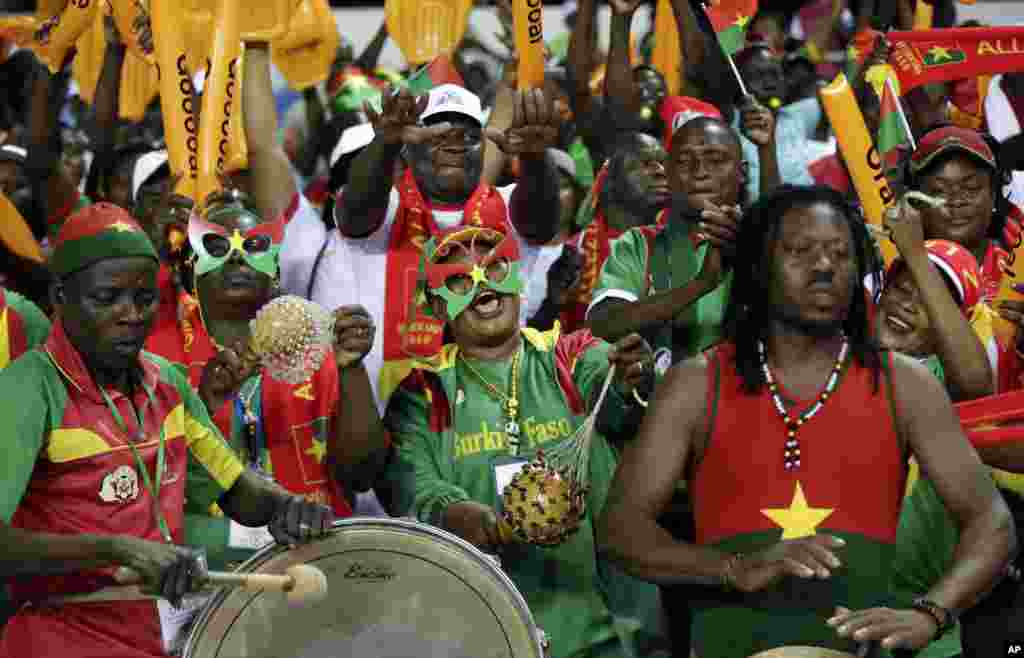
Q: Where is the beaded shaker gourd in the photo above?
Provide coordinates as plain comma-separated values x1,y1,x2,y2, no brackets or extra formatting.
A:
501,450,586,547
250,296,334,385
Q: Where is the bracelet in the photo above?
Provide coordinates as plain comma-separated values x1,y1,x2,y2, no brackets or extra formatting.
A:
721,553,743,591
911,598,956,638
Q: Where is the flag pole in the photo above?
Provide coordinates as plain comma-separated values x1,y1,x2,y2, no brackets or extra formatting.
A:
701,1,750,98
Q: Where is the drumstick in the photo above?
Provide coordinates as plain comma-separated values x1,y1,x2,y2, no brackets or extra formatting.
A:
113,564,328,606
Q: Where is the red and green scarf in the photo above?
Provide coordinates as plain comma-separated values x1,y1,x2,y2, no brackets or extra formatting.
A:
378,169,511,401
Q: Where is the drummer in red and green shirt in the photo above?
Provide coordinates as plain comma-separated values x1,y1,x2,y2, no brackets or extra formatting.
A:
0,204,334,658
383,225,668,658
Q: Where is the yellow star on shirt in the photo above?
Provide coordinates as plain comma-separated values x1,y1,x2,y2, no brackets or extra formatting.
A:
110,221,136,232
847,45,861,61
761,481,834,540
228,229,246,253
734,13,751,29
928,45,953,62
305,438,327,464
470,265,488,285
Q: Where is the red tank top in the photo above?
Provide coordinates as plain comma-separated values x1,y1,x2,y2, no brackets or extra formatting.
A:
693,342,907,546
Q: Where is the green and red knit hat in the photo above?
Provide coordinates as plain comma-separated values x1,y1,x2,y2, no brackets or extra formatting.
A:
50,202,158,278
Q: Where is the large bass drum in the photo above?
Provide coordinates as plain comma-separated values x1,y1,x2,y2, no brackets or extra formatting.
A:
183,517,546,658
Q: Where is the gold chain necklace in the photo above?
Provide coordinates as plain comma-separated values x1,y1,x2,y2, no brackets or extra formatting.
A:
459,345,523,455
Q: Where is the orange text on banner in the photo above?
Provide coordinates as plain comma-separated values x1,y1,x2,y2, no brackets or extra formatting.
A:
196,0,241,207
819,74,898,265
513,0,545,90
151,0,198,199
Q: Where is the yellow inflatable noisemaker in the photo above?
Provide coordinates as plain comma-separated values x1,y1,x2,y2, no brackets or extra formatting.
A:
196,0,241,206
650,0,681,96
0,192,43,264
819,74,898,265
512,0,544,90
151,0,198,199
224,48,248,174
108,0,155,64
32,0,100,73
69,6,105,104
385,0,472,67
271,0,339,90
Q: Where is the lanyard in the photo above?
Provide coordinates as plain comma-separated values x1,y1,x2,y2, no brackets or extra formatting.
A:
99,380,172,543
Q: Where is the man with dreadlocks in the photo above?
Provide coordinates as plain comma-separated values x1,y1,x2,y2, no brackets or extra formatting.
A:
598,185,1015,657
143,192,388,569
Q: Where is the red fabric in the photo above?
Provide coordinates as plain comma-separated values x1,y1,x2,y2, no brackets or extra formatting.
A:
693,342,906,545
381,170,510,367
53,202,142,243
552,329,602,416
808,154,852,195
888,27,1024,94
260,356,353,516
10,321,188,604
704,0,759,35
46,189,82,228
660,96,723,149
1,601,165,658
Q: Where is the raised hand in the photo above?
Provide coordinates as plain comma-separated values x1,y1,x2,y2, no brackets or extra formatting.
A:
695,202,742,252
198,340,256,416
365,86,454,146
332,305,375,370
546,245,584,308
883,192,929,257
727,534,846,593
739,96,776,147
609,333,654,394
609,0,645,16
487,89,561,156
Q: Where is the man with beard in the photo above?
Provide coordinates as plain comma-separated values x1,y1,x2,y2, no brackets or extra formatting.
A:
588,117,748,371
245,26,562,411
383,225,666,658
0,203,333,657
598,185,1015,657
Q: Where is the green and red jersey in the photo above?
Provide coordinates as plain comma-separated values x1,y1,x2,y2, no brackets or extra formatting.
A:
384,326,664,658
690,342,908,657
0,319,244,658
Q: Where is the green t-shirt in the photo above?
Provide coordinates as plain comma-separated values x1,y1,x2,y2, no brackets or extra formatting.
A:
383,329,666,658
590,225,730,373
891,355,962,658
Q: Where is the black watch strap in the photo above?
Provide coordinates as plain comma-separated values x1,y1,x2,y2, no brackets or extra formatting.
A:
911,598,957,636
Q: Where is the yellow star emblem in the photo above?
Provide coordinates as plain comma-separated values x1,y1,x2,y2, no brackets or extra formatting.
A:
735,13,750,29
469,265,488,285
928,45,953,62
305,438,327,464
847,45,861,61
109,221,136,232
761,481,834,540
865,64,900,98
227,229,246,253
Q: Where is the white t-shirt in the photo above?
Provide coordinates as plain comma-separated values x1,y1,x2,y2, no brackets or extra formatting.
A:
279,186,564,414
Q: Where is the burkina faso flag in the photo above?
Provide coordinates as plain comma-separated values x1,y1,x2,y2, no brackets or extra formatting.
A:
404,55,466,95
703,0,758,58
877,77,914,178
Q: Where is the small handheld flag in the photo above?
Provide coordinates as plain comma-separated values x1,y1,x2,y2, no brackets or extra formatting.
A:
877,76,915,180
701,0,758,97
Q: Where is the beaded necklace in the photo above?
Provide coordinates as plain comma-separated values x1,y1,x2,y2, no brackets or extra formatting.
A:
458,344,523,456
758,337,850,470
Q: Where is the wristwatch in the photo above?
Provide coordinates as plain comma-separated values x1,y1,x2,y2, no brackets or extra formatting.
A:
911,598,957,637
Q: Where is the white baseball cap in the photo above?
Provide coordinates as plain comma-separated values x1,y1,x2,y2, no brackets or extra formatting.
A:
132,150,170,203
329,122,376,169
420,84,484,127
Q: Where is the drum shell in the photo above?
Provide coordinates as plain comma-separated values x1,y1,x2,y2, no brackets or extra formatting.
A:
184,517,546,658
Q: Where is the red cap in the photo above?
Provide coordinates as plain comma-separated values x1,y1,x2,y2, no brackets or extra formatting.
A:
660,96,724,150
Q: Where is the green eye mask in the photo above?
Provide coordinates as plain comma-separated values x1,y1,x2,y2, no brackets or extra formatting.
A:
421,229,525,320
188,206,283,278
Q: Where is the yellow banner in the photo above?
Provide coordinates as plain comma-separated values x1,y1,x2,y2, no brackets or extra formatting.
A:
151,0,198,199
819,74,898,265
513,0,545,90
651,0,681,95
196,0,241,207
0,192,43,264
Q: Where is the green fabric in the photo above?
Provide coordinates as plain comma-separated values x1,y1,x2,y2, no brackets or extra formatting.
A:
693,530,902,658
5,289,51,352
568,137,596,191
593,226,730,365
0,350,237,523
716,24,748,58
890,359,963,657
548,32,571,64
184,376,268,571
50,226,159,278
384,336,666,658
